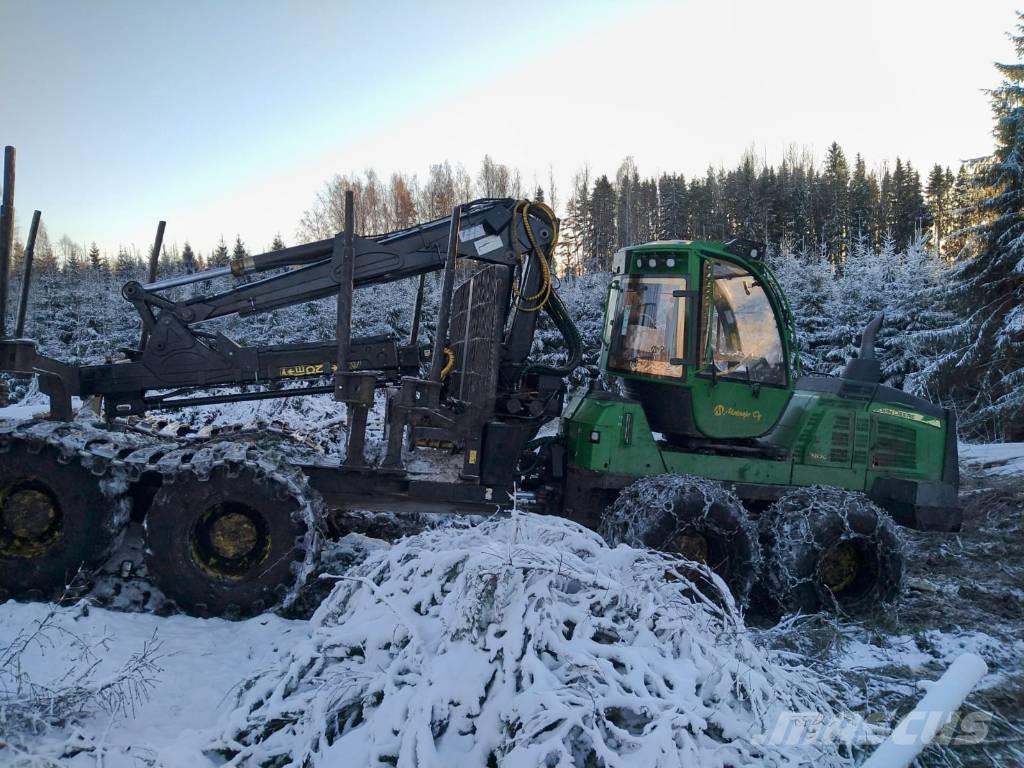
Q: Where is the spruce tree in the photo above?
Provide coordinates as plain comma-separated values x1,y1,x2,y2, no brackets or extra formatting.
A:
657,174,680,240
271,234,286,252
589,175,617,271
921,13,1024,437
210,237,230,267
182,241,197,273
114,247,136,276
820,142,850,262
896,162,926,247
849,154,879,244
88,242,103,271
945,165,982,261
232,235,248,263
926,164,951,256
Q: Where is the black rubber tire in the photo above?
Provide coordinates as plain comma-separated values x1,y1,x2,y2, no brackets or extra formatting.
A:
600,474,761,606
144,461,321,618
0,441,127,600
760,485,904,615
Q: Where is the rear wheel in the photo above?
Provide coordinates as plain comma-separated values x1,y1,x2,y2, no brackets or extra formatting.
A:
144,447,322,618
760,485,904,615
0,439,129,600
600,474,761,606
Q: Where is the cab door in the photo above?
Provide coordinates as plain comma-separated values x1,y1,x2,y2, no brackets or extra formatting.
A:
690,256,793,439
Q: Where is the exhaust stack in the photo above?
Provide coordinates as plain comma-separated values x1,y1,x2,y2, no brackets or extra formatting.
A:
842,312,884,383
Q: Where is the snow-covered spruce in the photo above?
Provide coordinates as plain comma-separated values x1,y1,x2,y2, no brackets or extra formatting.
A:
212,513,849,767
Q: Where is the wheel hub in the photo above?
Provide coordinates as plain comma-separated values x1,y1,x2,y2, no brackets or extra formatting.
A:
191,502,270,579
209,512,259,560
0,485,62,557
820,541,860,593
670,530,709,563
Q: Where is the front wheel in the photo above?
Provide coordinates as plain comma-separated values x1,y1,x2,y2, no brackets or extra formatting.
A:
144,444,322,618
760,486,904,615
600,474,761,607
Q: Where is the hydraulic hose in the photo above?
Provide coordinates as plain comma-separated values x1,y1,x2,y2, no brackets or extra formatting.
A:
526,282,584,378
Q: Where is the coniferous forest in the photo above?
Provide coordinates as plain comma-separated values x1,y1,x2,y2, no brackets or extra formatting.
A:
7,15,1024,442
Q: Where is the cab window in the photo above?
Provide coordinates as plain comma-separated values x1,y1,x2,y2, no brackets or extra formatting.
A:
606,275,687,379
700,259,786,385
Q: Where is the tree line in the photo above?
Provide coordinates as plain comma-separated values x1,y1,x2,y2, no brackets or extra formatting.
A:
7,222,288,278
558,147,978,275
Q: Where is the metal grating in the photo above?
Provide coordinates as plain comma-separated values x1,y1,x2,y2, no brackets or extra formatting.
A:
853,416,870,465
872,419,918,469
448,265,503,418
829,412,853,464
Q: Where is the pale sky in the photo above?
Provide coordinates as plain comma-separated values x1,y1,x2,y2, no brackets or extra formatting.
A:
0,0,1017,257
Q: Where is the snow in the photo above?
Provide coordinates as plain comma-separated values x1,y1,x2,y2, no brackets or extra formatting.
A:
860,653,988,768
0,600,304,767
209,513,849,767
959,441,1024,477
0,514,857,767
835,629,1016,690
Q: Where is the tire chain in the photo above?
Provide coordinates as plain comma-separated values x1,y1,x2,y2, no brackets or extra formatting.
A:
760,485,905,613
0,416,325,617
600,473,763,606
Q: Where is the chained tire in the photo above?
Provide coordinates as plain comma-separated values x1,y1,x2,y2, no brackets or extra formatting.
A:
144,445,322,619
760,485,904,615
600,474,761,606
0,435,130,601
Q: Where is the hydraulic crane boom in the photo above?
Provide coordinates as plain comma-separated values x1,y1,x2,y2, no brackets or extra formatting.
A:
0,199,580,428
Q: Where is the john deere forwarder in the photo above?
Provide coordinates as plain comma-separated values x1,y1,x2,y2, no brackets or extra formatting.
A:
0,148,959,618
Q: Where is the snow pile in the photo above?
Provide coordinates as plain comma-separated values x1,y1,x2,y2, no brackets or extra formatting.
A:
211,513,848,767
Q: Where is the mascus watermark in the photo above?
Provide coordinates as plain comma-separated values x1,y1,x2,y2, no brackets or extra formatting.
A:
756,710,991,747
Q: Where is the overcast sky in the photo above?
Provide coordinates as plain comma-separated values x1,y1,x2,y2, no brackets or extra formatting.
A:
0,0,1017,256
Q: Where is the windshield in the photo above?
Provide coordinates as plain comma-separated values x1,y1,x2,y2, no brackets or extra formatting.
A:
700,259,786,385
606,275,688,379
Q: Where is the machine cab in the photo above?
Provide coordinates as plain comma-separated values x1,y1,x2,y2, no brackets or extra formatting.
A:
601,241,796,441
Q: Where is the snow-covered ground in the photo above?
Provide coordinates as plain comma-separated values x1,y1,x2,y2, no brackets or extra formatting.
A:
0,602,304,767
959,441,1024,477
1,395,1023,766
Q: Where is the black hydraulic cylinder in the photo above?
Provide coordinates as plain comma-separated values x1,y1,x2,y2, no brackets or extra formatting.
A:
143,265,232,291
0,146,15,338
14,210,40,337
428,205,462,382
146,384,335,410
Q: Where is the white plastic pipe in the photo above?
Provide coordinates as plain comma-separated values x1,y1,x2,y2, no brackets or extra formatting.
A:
862,652,989,768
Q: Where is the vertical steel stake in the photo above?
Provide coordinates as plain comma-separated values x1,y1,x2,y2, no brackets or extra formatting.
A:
14,210,40,337
139,220,166,350
0,146,16,338
428,205,462,382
